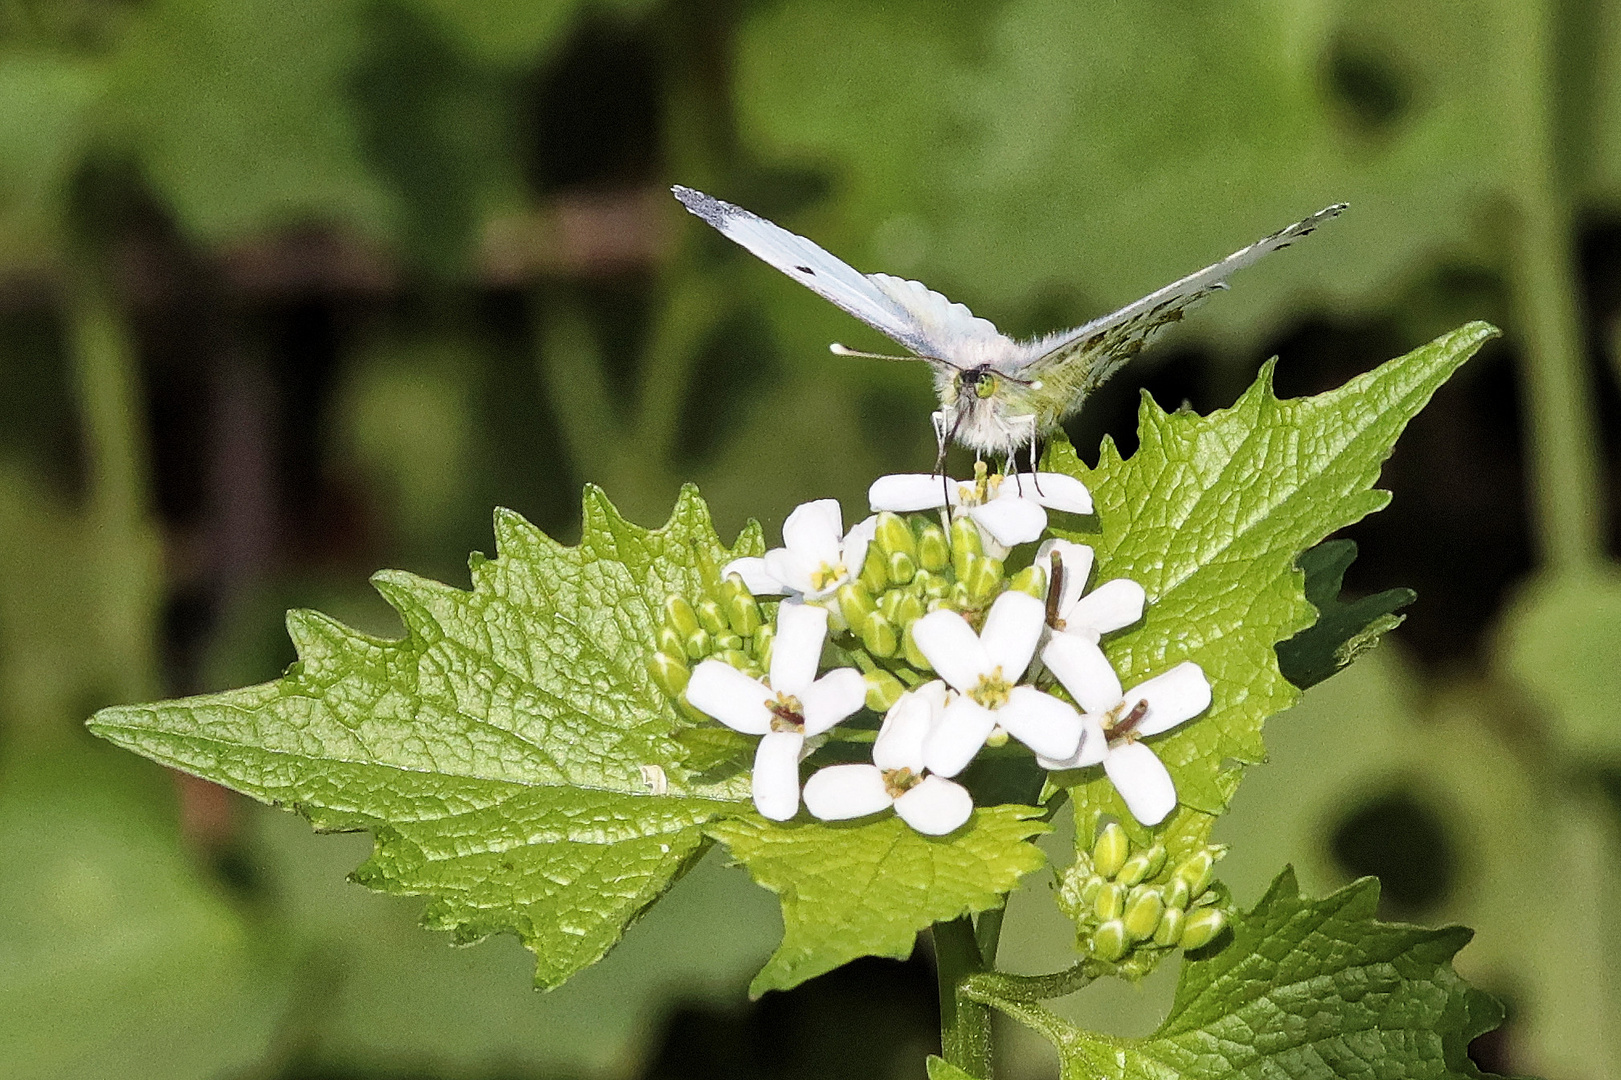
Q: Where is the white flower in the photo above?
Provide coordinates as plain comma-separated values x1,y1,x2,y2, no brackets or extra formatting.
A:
723,498,877,601
802,681,974,835
686,603,866,820
1032,538,1146,641
909,591,1085,776
1037,634,1212,825
869,466,1091,551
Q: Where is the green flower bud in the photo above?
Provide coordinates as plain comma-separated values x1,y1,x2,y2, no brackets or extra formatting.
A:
664,595,701,638
1093,822,1129,879
725,593,762,636
1162,876,1192,911
1175,851,1216,897
649,651,690,699
1076,875,1102,909
948,580,974,611
657,625,686,659
1090,919,1128,962
860,544,890,593
964,556,1005,605
917,521,951,571
985,727,1009,748
1116,851,1154,887
875,511,918,561
1153,905,1185,947
1008,564,1047,600
887,550,917,586
879,586,906,623
675,694,709,725
720,574,751,607
1192,889,1220,907
1094,881,1126,923
838,582,878,631
716,648,752,671
861,612,900,658
1179,907,1226,950
913,568,950,600
950,517,983,578
753,624,774,668
865,669,906,712
1142,844,1168,880
902,622,932,670
696,597,729,635
1123,887,1165,941
684,628,712,660
891,591,924,631
713,632,744,653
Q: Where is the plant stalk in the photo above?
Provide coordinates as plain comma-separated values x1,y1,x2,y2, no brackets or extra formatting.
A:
934,917,994,1078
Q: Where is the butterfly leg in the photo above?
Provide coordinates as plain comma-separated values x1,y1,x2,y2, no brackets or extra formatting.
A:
931,410,952,510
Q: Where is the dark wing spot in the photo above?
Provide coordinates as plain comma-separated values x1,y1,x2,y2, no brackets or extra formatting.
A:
795,265,816,275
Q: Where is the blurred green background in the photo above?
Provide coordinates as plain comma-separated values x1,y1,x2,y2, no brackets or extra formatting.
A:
4,1,1621,1077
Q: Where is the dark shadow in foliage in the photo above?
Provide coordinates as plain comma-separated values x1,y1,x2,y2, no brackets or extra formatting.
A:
1277,539,1415,690
641,953,939,1080
674,309,782,466
1321,32,1415,137
349,0,504,275
1328,786,1457,917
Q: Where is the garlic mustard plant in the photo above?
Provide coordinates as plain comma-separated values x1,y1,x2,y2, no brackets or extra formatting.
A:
87,321,1512,1080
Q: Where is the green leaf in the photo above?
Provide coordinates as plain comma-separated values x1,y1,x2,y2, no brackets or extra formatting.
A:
707,807,1050,997
91,485,762,989
926,1055,979,1080
1276,539,1416,690
970,868,1504,1080
1049,322,1496,849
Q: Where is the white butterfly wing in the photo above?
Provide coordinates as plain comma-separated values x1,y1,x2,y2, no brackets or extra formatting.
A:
1019,203,1347,394
673,186,1002,360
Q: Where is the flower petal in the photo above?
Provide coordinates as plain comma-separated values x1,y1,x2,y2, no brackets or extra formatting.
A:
1130,661,1212,736
979,591,1045,681
870,473,953,512
1102,740,1178,825
1030,472,1093,514
800,667,867,735
1040,634,1123,713
1064,578,1146,639
998,686,1084,761
752,730,806,821
923,697,999,777
968,497,1047,547
910,610,991,692
1034,539,1094,619
723,556,786,596
841,514,879,580
802,763,892,821
763,548,818,597
873,683,941,771
893,776,974,835
685,660,771,734
1036,713,1107,770
770,602,828,696
781,498,844,567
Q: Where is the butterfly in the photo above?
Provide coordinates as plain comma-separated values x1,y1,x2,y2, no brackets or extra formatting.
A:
673,185,1345,471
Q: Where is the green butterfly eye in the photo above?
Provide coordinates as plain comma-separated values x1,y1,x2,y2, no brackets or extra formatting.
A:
975,374,998,399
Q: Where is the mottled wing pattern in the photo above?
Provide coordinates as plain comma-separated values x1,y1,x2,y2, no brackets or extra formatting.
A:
673,186,1004,361
1019,204,1347,411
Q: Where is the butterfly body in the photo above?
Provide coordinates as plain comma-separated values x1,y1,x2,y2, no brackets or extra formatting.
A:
673,185,1345,462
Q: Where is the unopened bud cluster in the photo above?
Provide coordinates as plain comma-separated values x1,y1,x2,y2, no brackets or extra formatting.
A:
838,511,1045,673
1058,821,1229,974
648,579,773,713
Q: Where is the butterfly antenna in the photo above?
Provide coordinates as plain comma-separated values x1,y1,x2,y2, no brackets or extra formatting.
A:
831,343,966,372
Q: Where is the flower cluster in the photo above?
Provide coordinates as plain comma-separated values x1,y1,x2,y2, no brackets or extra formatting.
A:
1056,821,1229,975
650,469,1214,835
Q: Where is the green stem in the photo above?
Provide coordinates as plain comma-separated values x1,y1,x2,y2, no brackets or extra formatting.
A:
964,962,1097,1003
934,917,994,1079
959,978,1076,1050
1505,0,1606,572
69,274,162,703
